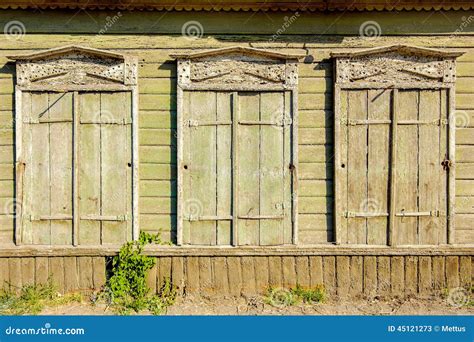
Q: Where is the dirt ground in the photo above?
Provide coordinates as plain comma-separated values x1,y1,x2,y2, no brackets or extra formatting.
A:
40,296,474,316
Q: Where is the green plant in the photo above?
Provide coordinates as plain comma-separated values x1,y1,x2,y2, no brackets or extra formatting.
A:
98,231,176,315
264,284,326,308
0,280,82,315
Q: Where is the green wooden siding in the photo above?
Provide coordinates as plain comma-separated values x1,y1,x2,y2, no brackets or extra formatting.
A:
0,9,472,245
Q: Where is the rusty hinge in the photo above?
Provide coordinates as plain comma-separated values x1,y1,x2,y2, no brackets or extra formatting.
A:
441,155,453,171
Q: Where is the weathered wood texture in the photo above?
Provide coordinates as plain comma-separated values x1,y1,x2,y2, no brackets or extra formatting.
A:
0,10,473,246
0,255,470,298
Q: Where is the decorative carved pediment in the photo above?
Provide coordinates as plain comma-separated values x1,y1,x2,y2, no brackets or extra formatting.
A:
9,45,138,87
332,45,464,86
172,47,303,90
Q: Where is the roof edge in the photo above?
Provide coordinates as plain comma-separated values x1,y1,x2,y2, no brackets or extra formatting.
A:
330,44,465,58
170,46,306,60
8,44,128,60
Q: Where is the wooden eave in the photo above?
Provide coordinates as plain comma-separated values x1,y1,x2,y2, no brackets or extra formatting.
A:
170,46,305,60
330,45,465,59
8,45,127,61
1,0,473,12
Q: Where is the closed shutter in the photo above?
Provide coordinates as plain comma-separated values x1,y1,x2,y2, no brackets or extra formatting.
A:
21,92,74,245
181,91,293,246
338,88,448,245
20,91,132,245
78,92,132,245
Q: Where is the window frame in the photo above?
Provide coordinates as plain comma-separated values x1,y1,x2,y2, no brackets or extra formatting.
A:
172,47,303,246
10,46,139,246
332,45,464,246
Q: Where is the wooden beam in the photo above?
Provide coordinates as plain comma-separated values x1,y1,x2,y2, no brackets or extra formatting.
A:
388,89,398,246
232,92,239,246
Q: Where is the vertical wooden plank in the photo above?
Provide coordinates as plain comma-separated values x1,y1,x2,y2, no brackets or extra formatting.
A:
238,93,260,245
171,257,185,294
158,257,172,289
49,92,73,245
30,93,51,244
405,256,418,296
282,256,296,288
78,93,101,245
49,257,65,294
419,256,432,296
0,258,9,289
439,89,449,244
336,256,350,298
364,256,377,297
216,92,232,245
295,256,310,288
185,257,199,294
254,257,269,293
35,257,49,285
432,256,446,292
19,92,32,244
446,256,460,289
347,90,368,244
419,90,442,245
212,257,229,295
101,92,130,244
9,258,22,290
241,256,256,296
323,256,336,295
259,92,285,245
309,256,323,286
460,256,471,289
147,261,157,294
378,256,391,295
283,91,294,244
73,91,79,246
227,256,242,296
198,257,212,295
187,92,217,245
395,90,419,245
447,87,456,243
64,257,78,293
180,91,190,244
231,92,239,246
391,256,405,297
77,256,93,291
268,256,282,288
388,89,398,246
21,258,35,286
92,257,106,290
349,256,363,297
367,89,390,245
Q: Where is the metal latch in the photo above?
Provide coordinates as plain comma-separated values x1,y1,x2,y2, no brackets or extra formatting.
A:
441,155,453,171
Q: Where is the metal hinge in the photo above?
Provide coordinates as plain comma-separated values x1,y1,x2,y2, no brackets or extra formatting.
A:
344,211,389,218
395,210,440,217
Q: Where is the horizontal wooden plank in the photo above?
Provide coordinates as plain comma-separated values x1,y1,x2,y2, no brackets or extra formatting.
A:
139,180,176,197
139,197,177,214
299,229,333,244
299,214,333,231
299,145,332,163
457,78,474,93
0,130,13,145
0,164,13,180
139,111,176,129
454,229,474,244
139,129,176,146
140,214,176,231
140,146,176,163
299,127,332,145
456,196,474,213
299,162,332,180
140,94,176,111
457,163,474,179
457,146,474,162
139,78,177,94
299,110,333,128
299,94,331,110
140,163,176,180
0,145,13,164
457,94,474,110
299,180,333,197
455,214,474,228
0,180,13,197
299,78,331,94
299,197,332,214
456,180,474,196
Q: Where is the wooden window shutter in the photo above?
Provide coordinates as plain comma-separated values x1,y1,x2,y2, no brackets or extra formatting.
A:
10,46,138,246
332,45,464,246
173,47,303,246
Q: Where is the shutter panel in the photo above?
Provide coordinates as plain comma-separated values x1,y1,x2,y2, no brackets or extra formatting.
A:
394,89,448,245
78,92,132,245
22,92,74,245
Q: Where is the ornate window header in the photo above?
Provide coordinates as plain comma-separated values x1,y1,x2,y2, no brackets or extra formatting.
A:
9,45,138,90
331,45,464,88
171,46,304,91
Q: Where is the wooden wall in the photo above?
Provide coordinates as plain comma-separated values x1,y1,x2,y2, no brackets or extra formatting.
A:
0,254,471,298
0,10,473,245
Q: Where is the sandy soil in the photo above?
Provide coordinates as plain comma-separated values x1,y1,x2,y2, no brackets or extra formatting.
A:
40,296,474,316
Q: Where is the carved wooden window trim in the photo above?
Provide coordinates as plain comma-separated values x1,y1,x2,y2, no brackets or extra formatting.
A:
332,45,464,246
172,47,303,246
9,45,139,246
